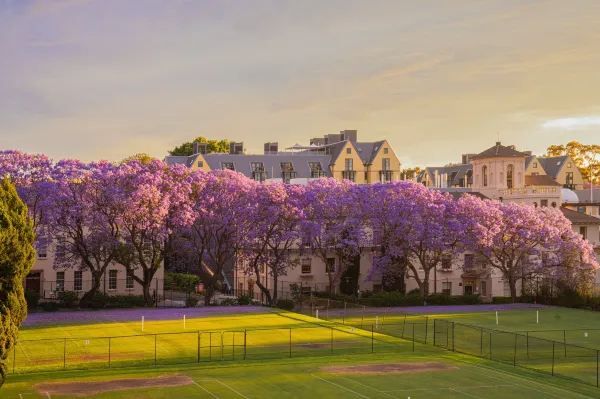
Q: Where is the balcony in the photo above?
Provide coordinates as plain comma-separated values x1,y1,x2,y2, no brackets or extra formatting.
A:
498,186,559,196
342,170,356,182
379,170,393,183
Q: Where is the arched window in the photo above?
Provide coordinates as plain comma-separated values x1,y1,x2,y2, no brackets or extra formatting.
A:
482,165,488,187
533,202,538,208
507,164,514,189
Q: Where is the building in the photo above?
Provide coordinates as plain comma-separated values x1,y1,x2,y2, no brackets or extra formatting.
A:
164,130,401,184
26,239,164,302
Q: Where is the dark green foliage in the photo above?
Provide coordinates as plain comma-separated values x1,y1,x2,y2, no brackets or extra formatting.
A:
41,301,60,312
237,294,252,305
425,293,481,305
185,297,199,307
58,291,79,308
105,295,146,308
164,272,200,293
24,290,40,310
82,292,110,309
0,178,35,387
168,137,230,156
276,299,294,310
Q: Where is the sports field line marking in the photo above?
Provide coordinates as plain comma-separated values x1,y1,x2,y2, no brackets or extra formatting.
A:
382,384,517,393
448,387,480,399
44,392,51,399
200,378,250,399
192,381,219,399
338,376,396,399
466,362,595,399
310,374,370,399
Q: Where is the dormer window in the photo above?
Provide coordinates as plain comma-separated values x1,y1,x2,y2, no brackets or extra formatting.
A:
250,162,266,182
309,162,325,178
383,148,389,154
221,162,235,171
280,162,296,183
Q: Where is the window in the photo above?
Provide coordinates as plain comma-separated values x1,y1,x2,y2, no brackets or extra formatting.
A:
481,281,487,296
56,271,65,292
382,158,391,171
533,202,538,208
442,282,452,295
301,258,312,274
280,162,296,183
221,162,235,171
126,271,134,289
74,271,82,291
565,172,574,188
250,162,266,182
482,165,488,187
441,256,452,270
506,164,514,189
301,286,312,295
580,226,588,240
346,147,351,154
108,270,117,290
568,162,572,168
36,235,48,259
541,199,548,207
551,202,557,208
533,162,537,168
325,258,336,273
464,254,474,270
383,148,389,154
197,161,203,167
344,158,353,171
308,162,325,178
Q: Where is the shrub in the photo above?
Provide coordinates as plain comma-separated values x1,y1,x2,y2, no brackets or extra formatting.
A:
107,295,146,308
276,299,294,310
185,297,199,308
237,294,252,305
25,290,40,310
41,301,60,312
84,292,110,309
58,291,79,308
164,272,200,292
219,298,238,306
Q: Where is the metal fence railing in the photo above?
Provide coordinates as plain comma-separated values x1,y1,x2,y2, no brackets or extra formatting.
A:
7,323,410,375
433,319,600,388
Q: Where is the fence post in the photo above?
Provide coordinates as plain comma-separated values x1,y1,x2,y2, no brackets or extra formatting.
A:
451,322,455,352
154,334,157,366
480,327,483,356
330,327,334,353
403,314,407,339
209,332,212,361
446,321,449,348
513,333,517,366
221,332,224,361
412,323,415,352
243,329,247,360
343,301,347,324
155,279,159,308
197,331,201,363
289,328,292,358
232,332,235,360
371,324,374,353
108,337,111,368
361,306,365,328
63,337,67,369
551,341,555,376
526,331,529,359
424,316,428,344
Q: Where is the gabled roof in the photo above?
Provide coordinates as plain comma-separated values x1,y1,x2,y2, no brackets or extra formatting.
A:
574,189,600,204
471,142,528,160
561,207,600,225
423,164,472,186
355,141,385,164
537,156,568,179
525,155,537,169
524,175,562,187
164,155,199,168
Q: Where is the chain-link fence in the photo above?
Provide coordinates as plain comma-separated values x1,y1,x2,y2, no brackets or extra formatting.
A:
433,319,600,387
7,323,409,375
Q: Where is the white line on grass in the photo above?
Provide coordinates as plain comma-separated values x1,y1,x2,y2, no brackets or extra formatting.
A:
338,376,396,399
310,374,370,399
382,384,516,393
192,381,219,399
200,378,250,399
448,387,482,399
44,392,51,399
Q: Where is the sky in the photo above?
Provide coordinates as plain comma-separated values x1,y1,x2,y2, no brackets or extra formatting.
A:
1,0,600,167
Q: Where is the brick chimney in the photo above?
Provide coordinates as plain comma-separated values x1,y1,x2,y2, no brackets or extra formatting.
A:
229,142,244,154
264,142,278,154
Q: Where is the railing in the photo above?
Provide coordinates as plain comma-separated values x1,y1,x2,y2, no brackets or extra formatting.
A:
281,171,297,183
310,170,327,178
251,171,267,182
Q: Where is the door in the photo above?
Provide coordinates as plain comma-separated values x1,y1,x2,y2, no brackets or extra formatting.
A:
463,282,473,295
25,271,42,294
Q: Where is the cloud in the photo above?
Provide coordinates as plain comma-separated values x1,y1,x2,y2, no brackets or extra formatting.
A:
542,116,600,130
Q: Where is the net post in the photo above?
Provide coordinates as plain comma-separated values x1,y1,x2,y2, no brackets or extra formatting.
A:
451,322,455,352
552,341,555,376
513,333,517,366
526,331,529,359
330,327,334,353
412,323,415,352
446,320,449,348
424,316,428,344
361,306,365,328
154,334,157,366
489,332,492,359
563,330,567,357
480,327,483,356
209,332,212,360
433,319,437,346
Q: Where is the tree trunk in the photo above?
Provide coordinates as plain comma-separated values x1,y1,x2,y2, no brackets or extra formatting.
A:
272,275,279,304
509,276,518,303
420,268,431,298
80,271,103,306
142,281,153,306
204,285,214,306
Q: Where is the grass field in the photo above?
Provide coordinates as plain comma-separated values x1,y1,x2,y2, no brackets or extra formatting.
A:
6,305,600,398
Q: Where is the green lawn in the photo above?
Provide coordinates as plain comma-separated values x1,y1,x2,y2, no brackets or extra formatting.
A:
6,306,600,398
4,352,600,398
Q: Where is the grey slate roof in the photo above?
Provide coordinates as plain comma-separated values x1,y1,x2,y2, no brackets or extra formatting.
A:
355,141,385,164
471,142,528,160
525,155,536,169
423,164,472,186
561,207,600,225
574,189,600,204
537,156,568,179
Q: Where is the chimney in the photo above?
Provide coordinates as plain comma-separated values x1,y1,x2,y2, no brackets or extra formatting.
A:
264,142,278,154
229,142,244,154
193,142,208,155
523,151,532,156
340,130,357,142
